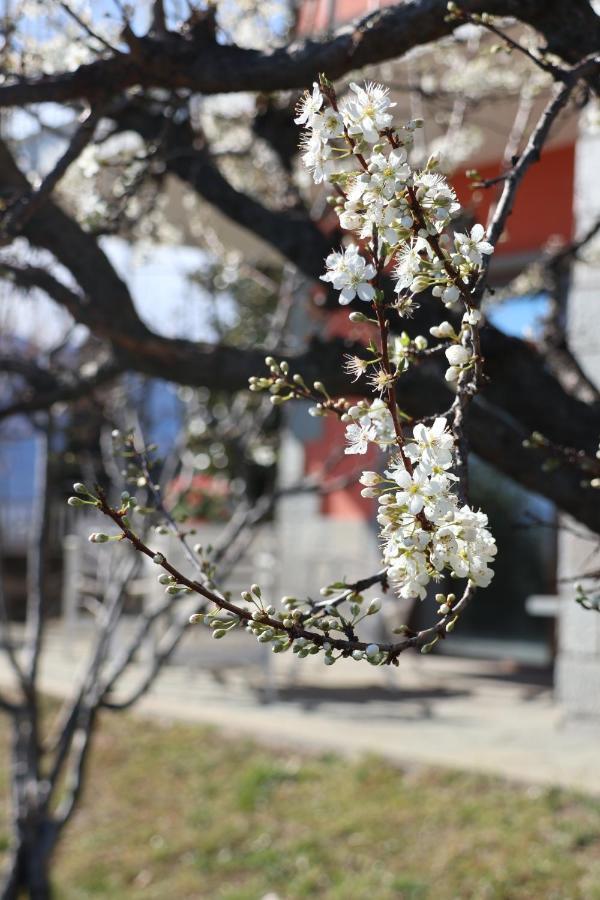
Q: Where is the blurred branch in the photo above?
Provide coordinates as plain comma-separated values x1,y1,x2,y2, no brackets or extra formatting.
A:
0,356,122,421
0,0,596,106
485,55,600,257
1,107,102,240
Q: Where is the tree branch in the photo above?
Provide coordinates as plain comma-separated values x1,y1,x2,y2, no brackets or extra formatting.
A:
1,107,102,239
0,0,596,106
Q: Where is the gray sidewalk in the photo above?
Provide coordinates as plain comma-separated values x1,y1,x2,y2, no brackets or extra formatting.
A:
1,623,599,795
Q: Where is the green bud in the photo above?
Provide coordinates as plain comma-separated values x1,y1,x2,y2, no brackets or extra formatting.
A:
152,553,165,565
446,616,459,633
421,636,440,654
67,496,85,507
189,614,203,625
73,483,87,494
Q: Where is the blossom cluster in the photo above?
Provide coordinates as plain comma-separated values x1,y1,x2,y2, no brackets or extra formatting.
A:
294,77,497,609
360,417,496,600
296,80,493,358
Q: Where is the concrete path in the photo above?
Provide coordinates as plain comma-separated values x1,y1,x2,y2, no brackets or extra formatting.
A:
1,624,599,795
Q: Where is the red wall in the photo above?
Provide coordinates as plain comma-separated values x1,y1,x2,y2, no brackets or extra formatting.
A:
452,143,575,257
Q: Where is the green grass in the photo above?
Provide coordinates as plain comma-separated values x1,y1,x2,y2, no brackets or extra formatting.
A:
1,710,600,899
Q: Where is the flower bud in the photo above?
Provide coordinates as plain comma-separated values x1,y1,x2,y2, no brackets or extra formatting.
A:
359,471,381,486
441,284,460,304
73,483,87,494
189,614,203,625
152,553,165,565
365,643,380,659
430,321,456,340
67,496,85,507
445,345,472,367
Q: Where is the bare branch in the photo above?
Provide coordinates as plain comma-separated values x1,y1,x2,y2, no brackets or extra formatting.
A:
0,357,122,422
56,2,121,54
485,55,600,254
1,107,102,238
0,0,596,107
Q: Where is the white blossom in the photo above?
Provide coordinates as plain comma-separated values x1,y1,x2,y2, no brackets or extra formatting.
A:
294,83,323,126
320,244,376,304
341,82,395,143
454,224,494,266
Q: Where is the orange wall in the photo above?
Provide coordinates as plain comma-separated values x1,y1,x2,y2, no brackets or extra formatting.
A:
452,143,575,256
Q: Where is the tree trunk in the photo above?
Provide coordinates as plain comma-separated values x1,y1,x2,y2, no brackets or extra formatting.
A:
1,828,56,900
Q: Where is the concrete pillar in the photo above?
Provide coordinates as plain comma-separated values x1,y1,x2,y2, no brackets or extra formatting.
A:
555,124,600,722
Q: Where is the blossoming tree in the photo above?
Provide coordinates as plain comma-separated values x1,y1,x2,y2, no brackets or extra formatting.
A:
0,0,599,896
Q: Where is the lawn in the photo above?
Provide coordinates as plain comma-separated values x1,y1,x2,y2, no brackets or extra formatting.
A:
1,709,600,899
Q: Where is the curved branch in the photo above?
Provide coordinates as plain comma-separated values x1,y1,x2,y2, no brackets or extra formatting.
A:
0,0,596,107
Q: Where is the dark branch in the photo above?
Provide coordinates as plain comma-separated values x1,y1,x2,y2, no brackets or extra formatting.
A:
0,0,596,107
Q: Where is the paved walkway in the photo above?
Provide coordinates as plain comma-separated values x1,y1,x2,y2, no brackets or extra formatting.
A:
2,624,599,795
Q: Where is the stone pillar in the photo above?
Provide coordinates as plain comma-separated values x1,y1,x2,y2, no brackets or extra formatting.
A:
555,124,600,722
